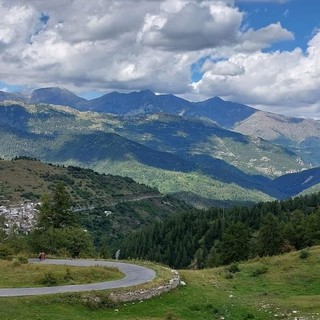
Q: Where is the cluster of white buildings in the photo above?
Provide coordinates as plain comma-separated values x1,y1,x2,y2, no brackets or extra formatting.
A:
0,202,39,234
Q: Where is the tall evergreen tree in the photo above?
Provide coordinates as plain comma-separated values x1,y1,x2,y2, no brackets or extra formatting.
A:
37,183,77,229
257,213,283,256
220,222,251,265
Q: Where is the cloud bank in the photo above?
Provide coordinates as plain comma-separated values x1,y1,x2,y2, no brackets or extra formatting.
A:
0,0,319,118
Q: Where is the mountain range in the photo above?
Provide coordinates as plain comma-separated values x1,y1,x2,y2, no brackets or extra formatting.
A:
0,87,319,207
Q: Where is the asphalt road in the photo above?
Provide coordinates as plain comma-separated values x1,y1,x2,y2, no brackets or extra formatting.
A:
0,259,156,297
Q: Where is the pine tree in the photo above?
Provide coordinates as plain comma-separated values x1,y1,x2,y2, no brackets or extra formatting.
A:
257,213,283,256
37,183,77,229
220,222,251,264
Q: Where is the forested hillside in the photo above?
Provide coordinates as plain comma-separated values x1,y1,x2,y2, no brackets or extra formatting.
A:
0,158,189,250
121,192,320,268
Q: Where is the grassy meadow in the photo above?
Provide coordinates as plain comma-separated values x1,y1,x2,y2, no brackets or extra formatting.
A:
0,247,320,319
0,260,124,288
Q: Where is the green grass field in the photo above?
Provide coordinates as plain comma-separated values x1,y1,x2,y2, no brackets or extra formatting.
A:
1,248,320,320
0,260,123,287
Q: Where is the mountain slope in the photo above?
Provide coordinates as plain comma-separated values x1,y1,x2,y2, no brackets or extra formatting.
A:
3,87,318,171
271,167,320,197
191,96,256,128
0,158,189,245
0,102,277,205
30,87,87,108
119,113,308,178
0,101,318,206
234,111,320,166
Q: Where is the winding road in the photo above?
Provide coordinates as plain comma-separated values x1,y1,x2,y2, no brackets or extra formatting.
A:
0,259,156,297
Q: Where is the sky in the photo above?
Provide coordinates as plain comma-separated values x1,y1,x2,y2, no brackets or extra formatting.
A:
0,0,319,118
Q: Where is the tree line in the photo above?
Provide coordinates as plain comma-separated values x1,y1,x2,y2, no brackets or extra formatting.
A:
1,181,320,267
121,192,320,268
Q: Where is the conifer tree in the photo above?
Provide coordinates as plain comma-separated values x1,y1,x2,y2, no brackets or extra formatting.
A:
220,222,251,264
37,183,77,229
257,213,283,256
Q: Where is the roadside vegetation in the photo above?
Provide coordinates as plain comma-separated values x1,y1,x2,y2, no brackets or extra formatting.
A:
0,247,320,319
0,260,123,287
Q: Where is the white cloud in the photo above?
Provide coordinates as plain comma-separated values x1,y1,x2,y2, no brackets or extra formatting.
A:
238,22,294,52
191,31,320,118
141,1,244,51
0,0,318,118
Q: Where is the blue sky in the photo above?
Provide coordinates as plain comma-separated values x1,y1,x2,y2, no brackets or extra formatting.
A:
237,0,320,52
0,0,319,118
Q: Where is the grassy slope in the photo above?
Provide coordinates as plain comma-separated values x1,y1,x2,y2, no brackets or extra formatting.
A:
1,247,320,320
0,158,157,204
0,261,123,288
93,159,273,204
0,158,189,245
297,184,320,197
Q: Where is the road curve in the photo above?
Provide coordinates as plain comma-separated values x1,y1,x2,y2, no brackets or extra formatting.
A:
0,259,156,297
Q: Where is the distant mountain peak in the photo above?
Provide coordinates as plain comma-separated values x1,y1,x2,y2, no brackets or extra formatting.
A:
139,89,155,96
30,87,87,108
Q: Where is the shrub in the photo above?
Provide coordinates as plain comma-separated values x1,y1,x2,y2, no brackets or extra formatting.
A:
251,266,268,277
0,244,13,260
11,258,21,267
17,254,28,264
165,311,179,320
227,262,240,274
299,249,310,259
41,272,58,286
82,293,115,310
64,268,74,281
225,272,234,279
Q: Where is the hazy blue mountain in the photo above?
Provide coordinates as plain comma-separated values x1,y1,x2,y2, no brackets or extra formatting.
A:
191,97,256,128
83,89,193,115
0,91,27,102
30,87,87,108
1,88,319,207
27,88,257,129
271,167,320,197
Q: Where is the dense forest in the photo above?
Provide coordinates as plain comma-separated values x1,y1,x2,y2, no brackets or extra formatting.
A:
121,192,320,268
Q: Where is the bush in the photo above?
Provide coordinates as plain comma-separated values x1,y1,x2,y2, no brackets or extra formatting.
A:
41,272,58,286
227,262,240,274
0,244,13,260
17,254,28,264
64,268,74,281
243,312,255,319
165,311,179,320
225,272,234,279
82,293,115,310
251,266,268,277
11,258,21,267
299,249,310,259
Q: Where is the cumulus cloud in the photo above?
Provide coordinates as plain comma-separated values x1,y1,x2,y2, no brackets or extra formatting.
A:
239,22,294,52
141,1,243,51
0,0,318,118
191,31,320,118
